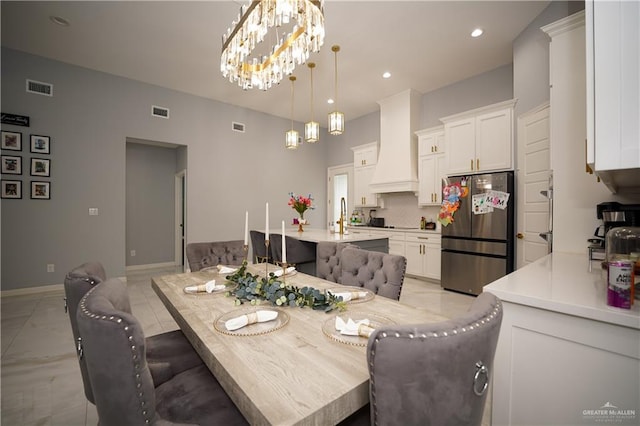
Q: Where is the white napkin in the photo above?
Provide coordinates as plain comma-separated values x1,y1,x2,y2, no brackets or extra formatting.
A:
225,310,278,331
330,291,369,302
335,316,375,338
185,280,225,294
273,266,296,277
217,265,238,274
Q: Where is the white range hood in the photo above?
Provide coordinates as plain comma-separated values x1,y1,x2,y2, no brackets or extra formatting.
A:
369,89,421,193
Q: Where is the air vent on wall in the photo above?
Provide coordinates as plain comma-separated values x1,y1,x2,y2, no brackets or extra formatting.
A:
152,105,170,119
26,79,53,97
232,122,245,133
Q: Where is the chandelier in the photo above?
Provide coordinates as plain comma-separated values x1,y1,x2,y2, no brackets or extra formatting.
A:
221,0,325,91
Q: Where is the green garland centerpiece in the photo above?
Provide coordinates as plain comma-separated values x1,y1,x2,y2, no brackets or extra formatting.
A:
225,261,347,313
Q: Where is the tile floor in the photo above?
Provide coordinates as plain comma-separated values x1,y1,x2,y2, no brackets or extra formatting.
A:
1,266,488,425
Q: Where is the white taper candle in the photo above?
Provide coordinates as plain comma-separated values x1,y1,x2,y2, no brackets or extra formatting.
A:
265,202,269,240
244,211,248,245
282,220,287,263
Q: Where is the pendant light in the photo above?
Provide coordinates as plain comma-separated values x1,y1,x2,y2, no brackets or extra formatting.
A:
328,45,345,135
305,62,320,143
285,76,300,149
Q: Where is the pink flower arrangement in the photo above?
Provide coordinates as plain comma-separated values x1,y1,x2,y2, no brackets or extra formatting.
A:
288,192,314,218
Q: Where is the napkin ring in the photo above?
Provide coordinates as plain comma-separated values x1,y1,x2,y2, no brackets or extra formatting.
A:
358,324,375,338
246,312,259,325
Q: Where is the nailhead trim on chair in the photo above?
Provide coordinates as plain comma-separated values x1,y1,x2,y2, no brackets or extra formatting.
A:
79,287,153,425
367,299,502,425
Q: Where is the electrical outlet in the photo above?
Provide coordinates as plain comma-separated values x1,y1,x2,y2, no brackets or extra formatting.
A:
88,207,99,216
130,250,136,257
47,264,55,273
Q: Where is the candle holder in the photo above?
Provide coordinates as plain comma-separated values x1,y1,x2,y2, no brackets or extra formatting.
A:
264,239,270,277
242,244,248,263
276,261,290,284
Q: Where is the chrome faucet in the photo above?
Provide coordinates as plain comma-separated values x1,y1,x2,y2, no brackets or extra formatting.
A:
338,197,346,235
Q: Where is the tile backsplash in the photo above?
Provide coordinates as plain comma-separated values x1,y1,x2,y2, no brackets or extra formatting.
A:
361,192,440,230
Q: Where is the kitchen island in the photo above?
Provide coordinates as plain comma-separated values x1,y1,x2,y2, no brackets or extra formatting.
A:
485,253,639,425
286,228,389,252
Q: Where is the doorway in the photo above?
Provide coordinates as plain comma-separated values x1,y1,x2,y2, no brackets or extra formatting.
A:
327,164,353,230
175,170,186,270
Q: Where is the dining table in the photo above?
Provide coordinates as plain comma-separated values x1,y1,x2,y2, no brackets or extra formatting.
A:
151,263,448,426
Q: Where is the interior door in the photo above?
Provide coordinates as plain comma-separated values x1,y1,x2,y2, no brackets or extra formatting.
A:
516,103,551,269
327,164,353,230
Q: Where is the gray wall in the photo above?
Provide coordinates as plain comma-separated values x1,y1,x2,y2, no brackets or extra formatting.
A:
125,142,177,267
1,47,328,290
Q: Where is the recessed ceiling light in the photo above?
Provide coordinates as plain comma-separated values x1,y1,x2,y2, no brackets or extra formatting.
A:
50,15,70,27
471,28,483,38
327,98,334,105
382,72,391,79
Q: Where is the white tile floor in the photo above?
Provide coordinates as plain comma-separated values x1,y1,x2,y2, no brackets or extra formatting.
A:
1,266,488,425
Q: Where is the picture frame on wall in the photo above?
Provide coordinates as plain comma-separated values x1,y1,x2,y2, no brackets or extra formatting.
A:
1,155,22,175
30,134,50,154
1,179,22,199
1,131,22,151
30,158,50,177
31,181,50,199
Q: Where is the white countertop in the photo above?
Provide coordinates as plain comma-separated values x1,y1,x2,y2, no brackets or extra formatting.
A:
282,228,392,243
347,225,441,235
484,252,640,330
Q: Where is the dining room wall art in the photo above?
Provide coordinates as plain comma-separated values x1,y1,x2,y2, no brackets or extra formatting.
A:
31,181,50,200
30,158,50,177
1,155,22,175
1,179,22,199
1,130,22,151
30,134,50,154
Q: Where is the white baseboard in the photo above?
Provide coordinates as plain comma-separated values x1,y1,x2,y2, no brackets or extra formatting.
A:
125,262,176,272
1,283,64,298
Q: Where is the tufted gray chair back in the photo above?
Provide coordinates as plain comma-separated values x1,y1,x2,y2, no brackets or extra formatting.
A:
77,278,158,425
315,241,357,283
63,261,107,403
340,247,406,300
186,240,245,271
367,291,503,426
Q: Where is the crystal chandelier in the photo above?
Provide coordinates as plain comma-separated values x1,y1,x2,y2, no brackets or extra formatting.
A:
221,0,325,91
328,45,345,135
305,62,319,143
285,76,300,149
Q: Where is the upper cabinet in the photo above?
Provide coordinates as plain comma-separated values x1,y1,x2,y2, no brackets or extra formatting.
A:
441,99,517,175
416,126,446,206
586,0,640,193
351,142,380,207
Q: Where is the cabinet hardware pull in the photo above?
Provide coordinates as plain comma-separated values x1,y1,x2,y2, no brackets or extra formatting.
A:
516,233,524,239
434,146,438,152
418,237,429,240
476,158,480,170
431,146,434,153
471,159,474,170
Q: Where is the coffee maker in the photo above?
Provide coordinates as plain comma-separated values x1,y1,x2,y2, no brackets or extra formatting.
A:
595,202,640,246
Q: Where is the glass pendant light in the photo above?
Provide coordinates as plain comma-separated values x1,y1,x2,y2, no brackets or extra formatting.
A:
305,62,320,143
328,45,345,135
285,75,300,149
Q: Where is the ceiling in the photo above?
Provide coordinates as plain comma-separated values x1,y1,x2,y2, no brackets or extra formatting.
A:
1,1,550,124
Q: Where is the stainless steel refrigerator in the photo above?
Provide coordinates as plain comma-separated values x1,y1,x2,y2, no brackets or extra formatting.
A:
441,171,515,295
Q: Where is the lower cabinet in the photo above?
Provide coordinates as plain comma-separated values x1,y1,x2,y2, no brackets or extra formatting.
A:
404,233,441,280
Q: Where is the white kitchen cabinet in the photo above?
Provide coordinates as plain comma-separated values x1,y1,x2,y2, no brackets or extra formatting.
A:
351,142,380,207
417,127,447,206
586,0,640,192
405,233,441,280
441,100,516,175
387,233,405,257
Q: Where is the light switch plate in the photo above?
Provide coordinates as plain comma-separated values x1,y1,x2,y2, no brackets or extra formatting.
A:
89,208,99,216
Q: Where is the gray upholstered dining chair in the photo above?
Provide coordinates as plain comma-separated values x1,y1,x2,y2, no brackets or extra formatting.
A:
63,262,203,403
77,278,248,426
250,230,269,263
186,240,245,272
315,241,357,283
340,247,407,300
364,291,503,426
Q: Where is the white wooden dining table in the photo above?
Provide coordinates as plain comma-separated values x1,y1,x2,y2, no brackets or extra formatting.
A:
151,263,448,425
